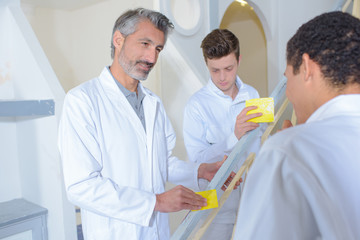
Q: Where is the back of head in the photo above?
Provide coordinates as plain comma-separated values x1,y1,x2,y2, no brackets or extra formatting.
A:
110,8,174,59
286,11,360,89
201,29,240,63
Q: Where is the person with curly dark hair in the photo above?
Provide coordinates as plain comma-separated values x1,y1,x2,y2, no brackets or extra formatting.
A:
233,11,360,239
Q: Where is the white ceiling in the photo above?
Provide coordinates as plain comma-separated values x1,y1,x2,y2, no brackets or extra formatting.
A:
21,0,108,11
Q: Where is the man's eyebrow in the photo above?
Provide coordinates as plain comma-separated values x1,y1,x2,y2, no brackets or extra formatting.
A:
138,37,152,42
138,37,164,48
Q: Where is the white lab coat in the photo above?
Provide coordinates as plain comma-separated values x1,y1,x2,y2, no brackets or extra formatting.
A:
58,67,200,240
234,94,360,240
183,77,263,238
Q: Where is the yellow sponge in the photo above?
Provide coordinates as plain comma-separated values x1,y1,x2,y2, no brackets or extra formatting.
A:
245,97,274,123
192,189,218,211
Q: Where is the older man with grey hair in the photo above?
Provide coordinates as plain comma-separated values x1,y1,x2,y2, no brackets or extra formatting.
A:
59,8,225,240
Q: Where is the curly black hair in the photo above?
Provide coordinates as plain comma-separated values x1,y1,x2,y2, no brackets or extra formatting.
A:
286,11,360,88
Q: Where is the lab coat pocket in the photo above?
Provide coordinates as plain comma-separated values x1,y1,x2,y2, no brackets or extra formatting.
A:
206,125,226,145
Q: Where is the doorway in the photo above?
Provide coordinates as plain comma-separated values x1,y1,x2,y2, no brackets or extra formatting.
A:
220,1,268,97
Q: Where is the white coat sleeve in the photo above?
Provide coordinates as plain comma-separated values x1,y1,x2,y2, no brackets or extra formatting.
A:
183,100,238,164
58,92,156,227
159,103,201,190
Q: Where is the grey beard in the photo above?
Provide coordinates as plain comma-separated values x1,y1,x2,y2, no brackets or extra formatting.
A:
118,54,152,81
120,61,148,81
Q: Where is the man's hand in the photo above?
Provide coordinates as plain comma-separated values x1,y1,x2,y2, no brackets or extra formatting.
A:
234,106,262,139
277,119,294,133
282,119,293,130
154,185,207,212
198,155,243,191
221,171,242,191
198,155,227,182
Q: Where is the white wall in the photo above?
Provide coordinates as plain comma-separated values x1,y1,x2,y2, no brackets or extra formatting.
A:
218,0,341,94
22,0,159,93
0,3,22,201
0,0,74,239
220,2,268,98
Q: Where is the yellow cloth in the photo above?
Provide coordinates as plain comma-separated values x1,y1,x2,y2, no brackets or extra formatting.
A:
193,189,218,211
246,97,274,123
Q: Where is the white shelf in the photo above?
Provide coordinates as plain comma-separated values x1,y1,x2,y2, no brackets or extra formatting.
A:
0,100,54,117
0,198,48,240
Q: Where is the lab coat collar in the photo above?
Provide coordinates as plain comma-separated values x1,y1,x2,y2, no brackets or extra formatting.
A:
99,67,158,141
139,83,157,143
206,75,250,103
107,67,146,103
307,94,360,123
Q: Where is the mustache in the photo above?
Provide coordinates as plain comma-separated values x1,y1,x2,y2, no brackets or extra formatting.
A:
136,60,154,69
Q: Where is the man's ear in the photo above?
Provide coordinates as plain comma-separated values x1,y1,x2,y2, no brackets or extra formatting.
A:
302,53,312,82
238,54,242,66
302,53,322,84
113,31,125,52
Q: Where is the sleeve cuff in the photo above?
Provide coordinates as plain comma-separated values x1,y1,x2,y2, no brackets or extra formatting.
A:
226,132,239,151
194,162,202,191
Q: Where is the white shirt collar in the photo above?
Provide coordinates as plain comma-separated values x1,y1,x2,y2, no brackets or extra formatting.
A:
206,75,249,102
307,94,360,123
